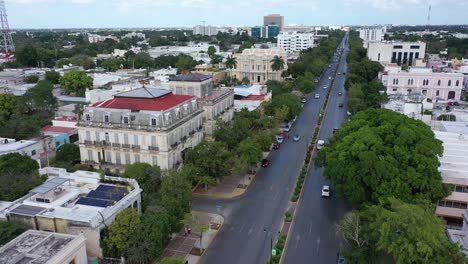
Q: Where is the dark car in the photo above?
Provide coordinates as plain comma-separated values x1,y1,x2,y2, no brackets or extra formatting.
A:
446,105,452,111
261,159,270,168
338,103,344,108
272,143,280,150
333,128,338,133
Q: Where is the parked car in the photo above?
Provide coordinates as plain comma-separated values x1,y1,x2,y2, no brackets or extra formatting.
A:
322,185,330,197
338,92,342,96
272,143,280,150
261,159,270,168
283,126,291,132
328,76,332,80
337,254,346,264
317,140,325,150
448,101,459,106
301,97,307,103
315,94,320,99
277,136,284,144
338,103,344,108
293,134,300,142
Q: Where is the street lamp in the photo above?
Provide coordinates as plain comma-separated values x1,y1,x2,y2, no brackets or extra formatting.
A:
263,228,280,264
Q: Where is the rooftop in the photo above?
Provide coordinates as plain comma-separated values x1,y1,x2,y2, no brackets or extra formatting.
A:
54,116,77,122
434,131,468,185
199,89,232,102
239,48,286,56
40,125,77,134
89,88,195,112
169,73,212,82
0,138,39,154
0,167,142,227
0,230,85,264
241,94,266,101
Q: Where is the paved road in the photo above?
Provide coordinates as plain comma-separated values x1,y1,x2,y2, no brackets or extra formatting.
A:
192,34,348,264
282,34,350,264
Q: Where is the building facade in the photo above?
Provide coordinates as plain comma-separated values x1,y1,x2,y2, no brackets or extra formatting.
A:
366,41,426,66
231,48,288,84
193,25,220,36
169,74,234,135
359,25,386,42
78,88,204,171
251,25,280,38
383,71,464,101
277,32,315,54
263,14,284,31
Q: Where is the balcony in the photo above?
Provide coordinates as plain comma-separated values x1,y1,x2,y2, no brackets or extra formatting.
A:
132,145,141,151
171,142,179,148
181,136,187,142
148,146,159,152
112,143,121,148
189,130,195,136
93,140,103,147
122,144,131,149
84,140,93,146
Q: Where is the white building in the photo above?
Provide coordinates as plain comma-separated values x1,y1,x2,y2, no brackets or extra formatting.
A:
277,32,315,54
231,48,288,84
359,25,386,42
149,68,178,83
79,88,204,170
122,32,146,39
193,25,221,36
0,167,142,259
87,34,119,43
282,24,314,33
366,41,426,66
147,42,219,60
0,138,44,165
382,71,464,101
0,230,87,264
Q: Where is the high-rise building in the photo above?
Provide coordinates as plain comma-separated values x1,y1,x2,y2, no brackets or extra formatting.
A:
278,32,315,54
251,25,280,38
359,25,387,42
263,14,284,31
366,41,426,66
193,25,220,36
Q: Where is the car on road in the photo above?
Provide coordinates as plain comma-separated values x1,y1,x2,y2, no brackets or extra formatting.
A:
328,76,332,80
338,92,342,96
448,101,459,106
283,125,291,132
277,136,284,143
446,105,452,111
322,185,330,197
338,103,343,108
315,94,320,99
272,143,280,150
293,134,300,142
301,97,307,103
343,72,346,75
337,254,346,264
261,159,270,168
323,85,327,89
314,78,319,83
317,140,325,150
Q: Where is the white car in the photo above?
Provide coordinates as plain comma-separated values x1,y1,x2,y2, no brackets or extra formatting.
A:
322,185,330,197
283,126,291,132
317,140,325,150
277,136,284,144
328,77,332,80
315,94,320,99
323,86,327,89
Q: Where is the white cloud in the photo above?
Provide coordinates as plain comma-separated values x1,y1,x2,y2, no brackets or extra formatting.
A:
345,0,466,10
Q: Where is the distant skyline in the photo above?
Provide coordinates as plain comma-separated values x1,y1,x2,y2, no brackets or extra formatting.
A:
6,0,468,29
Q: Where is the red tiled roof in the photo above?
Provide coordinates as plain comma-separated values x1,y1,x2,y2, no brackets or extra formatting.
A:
54,116,77,122
40,125,77,134
241,95,265,101
90,93,195,111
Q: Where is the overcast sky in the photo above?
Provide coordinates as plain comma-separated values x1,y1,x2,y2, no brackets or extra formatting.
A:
6,0,468,29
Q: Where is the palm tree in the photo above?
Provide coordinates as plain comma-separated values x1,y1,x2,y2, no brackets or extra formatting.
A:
270,56,285,72
225,56,237,84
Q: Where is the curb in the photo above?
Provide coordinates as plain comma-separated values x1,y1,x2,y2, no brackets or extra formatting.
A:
278,42,345,264
194,211,225,264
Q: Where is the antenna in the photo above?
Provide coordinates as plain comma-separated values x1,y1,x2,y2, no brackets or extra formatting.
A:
0,0,14,61
426,5,431,31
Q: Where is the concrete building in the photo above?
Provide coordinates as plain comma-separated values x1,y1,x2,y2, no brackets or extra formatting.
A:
193,25,221,36
169,74,234,135
251,25,280,38
264,14,284,31
0,167,142,259
0,138,44,165
231,48,288,84
359,25,386,42
282,24,314,33
122,32,145,39
277,32,315,54
78,88,204,170
0,230,87,264
382,70,464,101
366,41,426,66
87,34,119,43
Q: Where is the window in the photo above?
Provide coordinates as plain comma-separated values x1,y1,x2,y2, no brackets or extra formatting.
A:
125,153,131,164
392,88,397,92
31,150,36,156
115,154,121,165
87,150,93,161
436,90,440,96
104,114,109,123
456,80,460,86
124,134,129,144
133,135,139,145
152,156,158,166
407,79,411,85
393,45,403,49
104,132,110,142
106,152,112,163
114,133,119,143
448,80,452,86
135,154,140,163
123,116,129,124
410,45,420,49
151,136,157,147
407,89,412,94
437,80,441,86
85,114,91,121
95,132,100,141
151,118,157,126
86,131,91,141
422,90,427,95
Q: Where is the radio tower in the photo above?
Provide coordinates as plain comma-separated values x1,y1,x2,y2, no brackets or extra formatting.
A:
0,0,15,60
426,5,431,32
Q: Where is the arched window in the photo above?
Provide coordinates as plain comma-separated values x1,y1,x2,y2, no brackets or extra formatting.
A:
437,80,441,86
456,80,460,86
408,79,411,85
436,90,440,96
448,80,452,86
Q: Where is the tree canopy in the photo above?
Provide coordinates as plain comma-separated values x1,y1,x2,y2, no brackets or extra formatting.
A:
184,140,232,179
45,70,61,84
60,70,93,96
106,208,142,255
0,221,24,246
318,108,448,205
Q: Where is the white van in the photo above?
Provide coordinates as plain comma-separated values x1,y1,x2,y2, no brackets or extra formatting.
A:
317,140,325,150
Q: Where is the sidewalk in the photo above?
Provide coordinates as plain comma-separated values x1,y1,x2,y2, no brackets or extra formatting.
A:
193,169,258,198
162,211,224,264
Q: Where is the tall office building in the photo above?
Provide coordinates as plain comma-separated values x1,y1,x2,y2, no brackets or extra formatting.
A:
251,25,280,38
263,14,284,31
359,25,387,42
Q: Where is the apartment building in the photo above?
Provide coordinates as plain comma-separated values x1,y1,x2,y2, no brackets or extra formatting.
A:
169,74,234,135
264,14,284,30
0,167,142,259
78,87,204,171
359,25,386,42
231,48,288,84
193,25,221,36
277,32,315,54
382,71,464,101
367,41,426,66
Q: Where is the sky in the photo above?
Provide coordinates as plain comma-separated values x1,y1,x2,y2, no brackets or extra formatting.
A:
5,0,468,29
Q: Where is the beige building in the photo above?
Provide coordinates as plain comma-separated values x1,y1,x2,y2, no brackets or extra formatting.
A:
231,48,288,84
0,230,88,264
78,88,204,171
264,14,284,31
169,74,234,135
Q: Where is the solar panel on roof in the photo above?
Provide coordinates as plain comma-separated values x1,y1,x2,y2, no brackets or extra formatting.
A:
30,177,70,194
87,190,124,201
76,197,114,208
96,185,126,195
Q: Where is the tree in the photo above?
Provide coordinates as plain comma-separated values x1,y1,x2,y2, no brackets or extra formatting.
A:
207,45,216,58
252,131,276,152
363,198,466,264
225,55,237,70
182,213,210,254
271,55,285,72
142,212,171,259
184,140,232,179
0,94,20,120
123,163,161,209
60,70,93,96
0,153,44,201
24,75,39,84
45,70,61,84
0,221,24,246
237,137,263,168
21,80,57,117
70,55,96,70
176,54,196,73
106,208,142,257
160,257,185,264
158,170,192,232
318,108,449,205
210,54,223,66
54,143,80,164
297,71,316,94
267,94,301,120
274,104,289,123
241,76,250,85
401,64,409,71
16,44,38,67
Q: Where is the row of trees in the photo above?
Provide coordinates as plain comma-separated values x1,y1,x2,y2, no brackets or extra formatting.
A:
316,31,466,263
